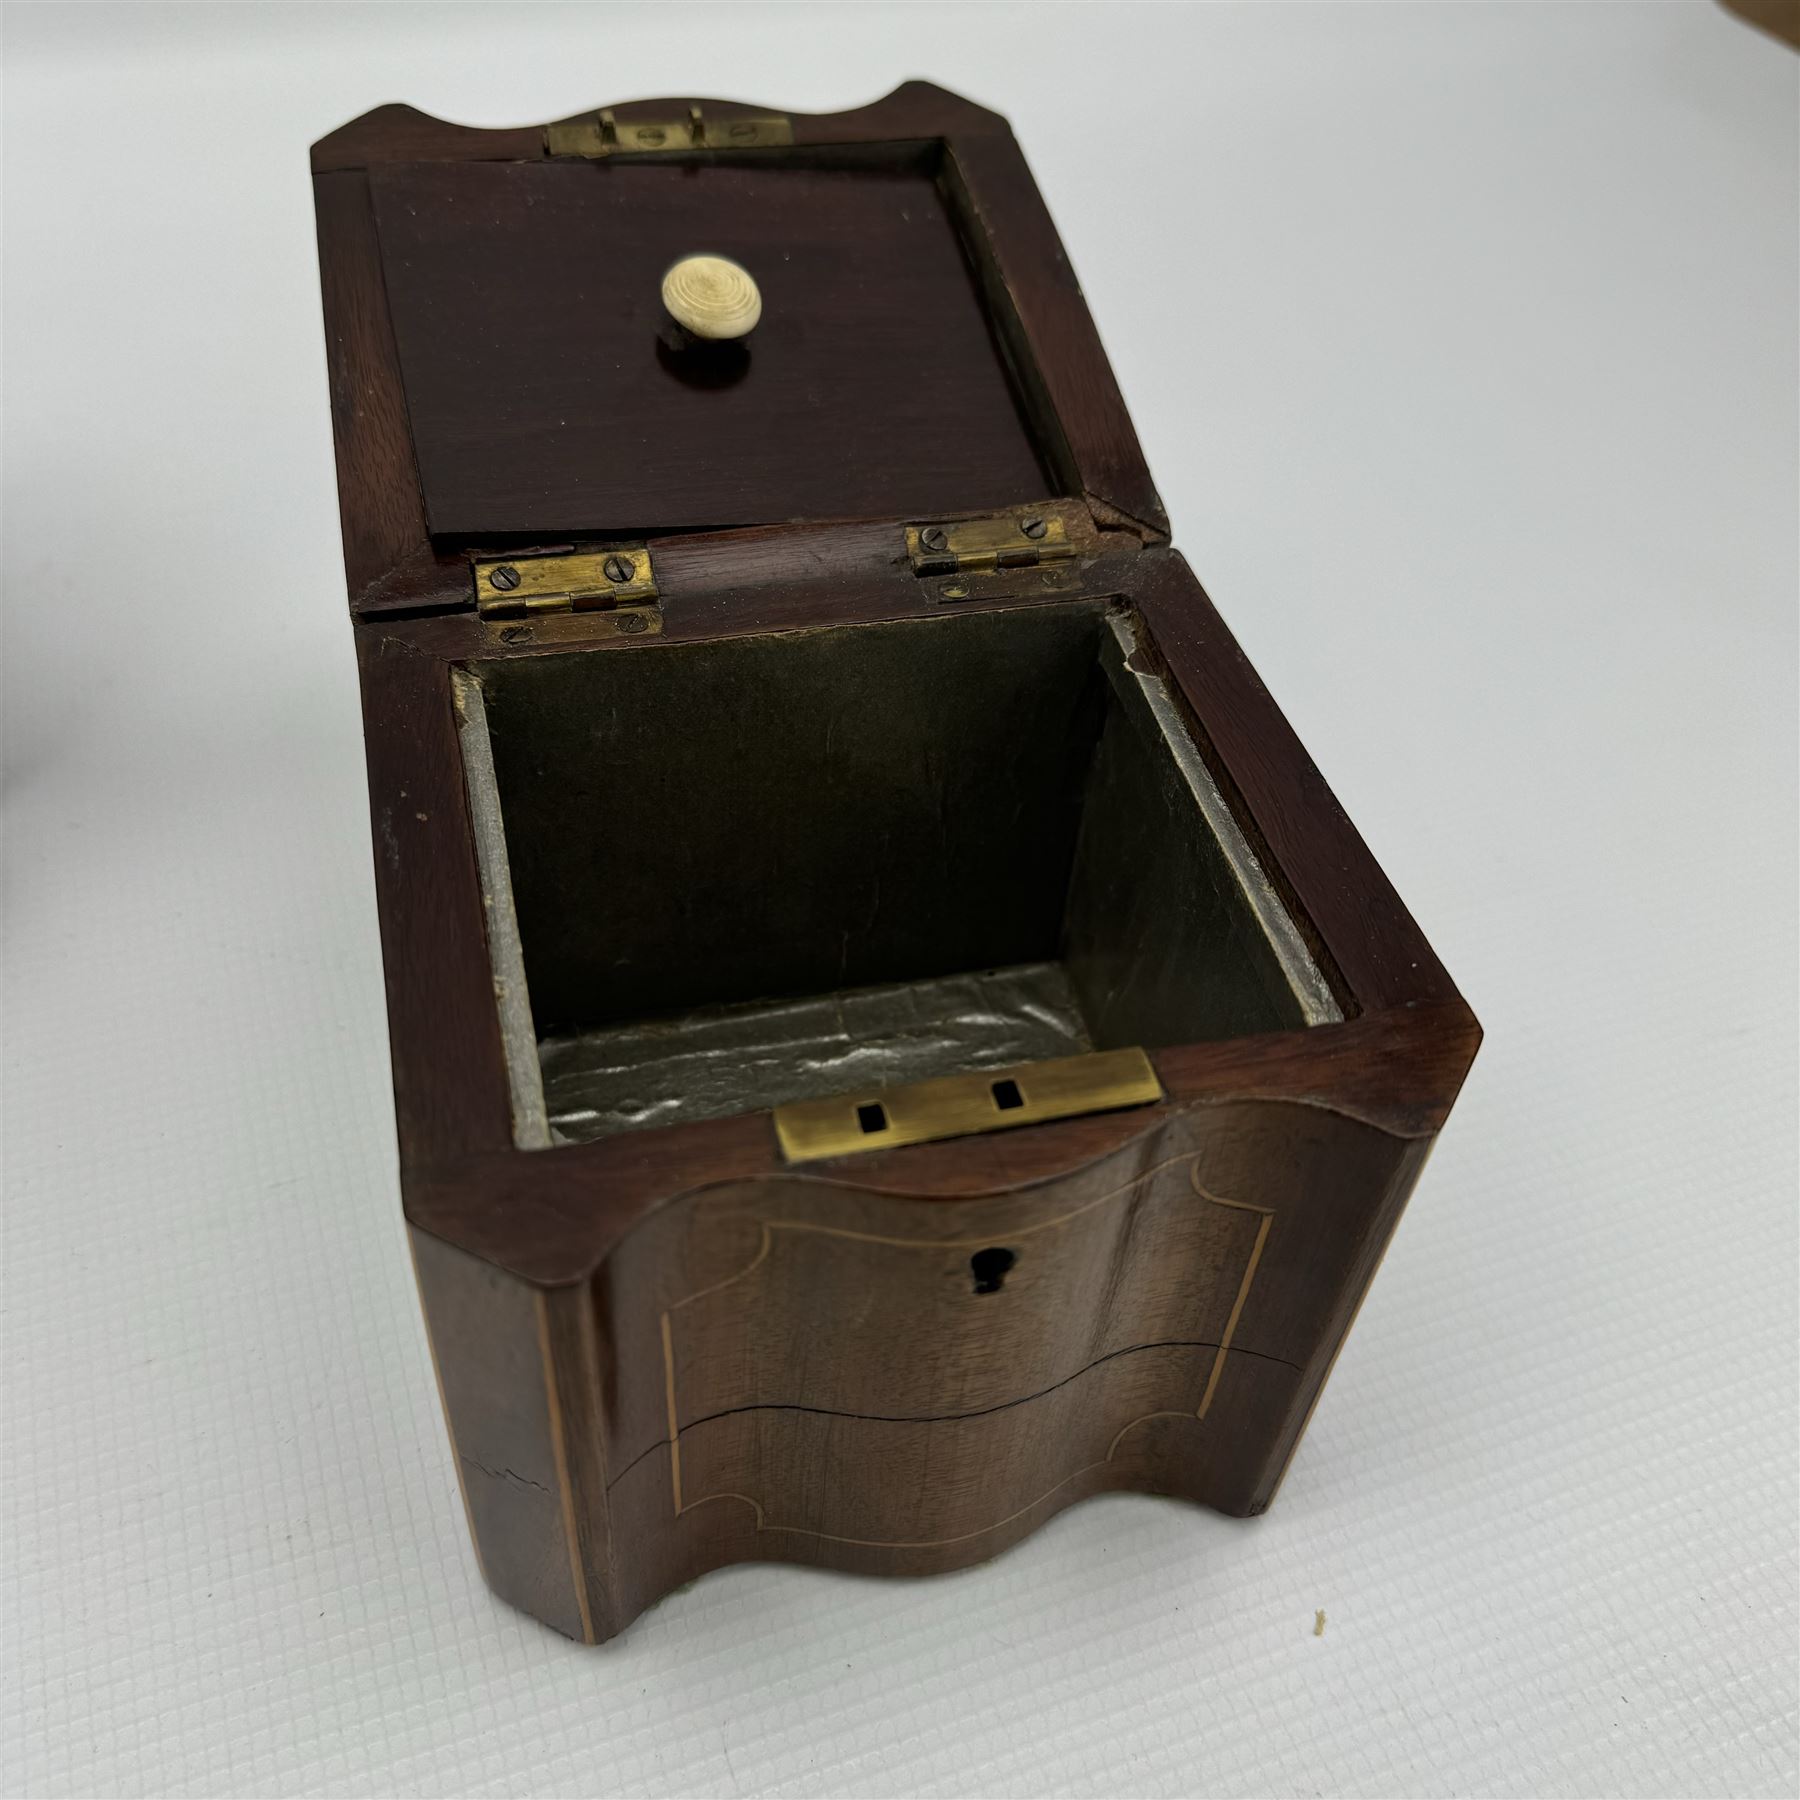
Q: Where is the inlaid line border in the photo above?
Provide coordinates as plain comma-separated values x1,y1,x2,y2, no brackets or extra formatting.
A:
656,1154,1275,1549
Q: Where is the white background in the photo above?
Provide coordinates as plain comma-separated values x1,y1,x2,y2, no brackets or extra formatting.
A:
3,3,1796,1796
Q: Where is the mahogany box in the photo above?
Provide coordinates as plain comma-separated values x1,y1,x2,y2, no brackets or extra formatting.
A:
311,82,1480,1643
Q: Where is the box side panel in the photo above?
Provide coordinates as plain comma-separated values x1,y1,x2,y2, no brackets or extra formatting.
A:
578,1094,1423,1632
409,1228,599,1641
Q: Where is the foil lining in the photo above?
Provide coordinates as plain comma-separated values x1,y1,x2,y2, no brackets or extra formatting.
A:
539,961,1094,1145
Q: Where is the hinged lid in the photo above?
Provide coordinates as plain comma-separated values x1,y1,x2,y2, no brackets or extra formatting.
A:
312,83,1167,615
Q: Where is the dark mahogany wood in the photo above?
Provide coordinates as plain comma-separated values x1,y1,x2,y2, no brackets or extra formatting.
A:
370,154,1054,539
312,82,1163,616
944,132,1169,539
315,170,439,613
315,85,1480,1643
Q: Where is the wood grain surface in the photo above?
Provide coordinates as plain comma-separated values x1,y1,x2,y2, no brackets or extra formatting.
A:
319,85,1480,1642
370,154,1054,539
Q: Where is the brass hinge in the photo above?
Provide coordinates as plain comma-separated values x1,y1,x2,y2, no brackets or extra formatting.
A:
473,548,658,619
545,105,793,159
905,511,1077,578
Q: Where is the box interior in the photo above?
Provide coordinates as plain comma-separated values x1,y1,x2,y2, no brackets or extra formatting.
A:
459,604,1339,1149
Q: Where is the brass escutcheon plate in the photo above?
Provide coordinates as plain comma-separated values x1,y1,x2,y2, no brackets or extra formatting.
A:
773,1047,1164,1162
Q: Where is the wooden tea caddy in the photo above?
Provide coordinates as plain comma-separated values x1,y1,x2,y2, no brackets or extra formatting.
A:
312,82,1480,1644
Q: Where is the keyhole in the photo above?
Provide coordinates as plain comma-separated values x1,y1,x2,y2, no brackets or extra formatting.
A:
970,1247,1016,1295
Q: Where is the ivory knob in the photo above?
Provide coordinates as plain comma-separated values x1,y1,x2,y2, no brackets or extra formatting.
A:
660,254,762,341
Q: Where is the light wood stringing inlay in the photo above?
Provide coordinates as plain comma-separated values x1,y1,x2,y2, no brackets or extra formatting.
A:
658,1154,1274,1548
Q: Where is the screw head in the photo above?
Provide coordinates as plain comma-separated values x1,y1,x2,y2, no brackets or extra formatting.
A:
1020,517,1048,541
615,610,649,635
602,554,635,584
919,526,950,553
940,580,970,601
488,564,521,591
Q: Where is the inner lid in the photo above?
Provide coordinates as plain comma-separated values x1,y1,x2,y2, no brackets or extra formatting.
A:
368,153,1059,542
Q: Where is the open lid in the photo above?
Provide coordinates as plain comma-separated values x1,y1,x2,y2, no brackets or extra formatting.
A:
313,83,1166,614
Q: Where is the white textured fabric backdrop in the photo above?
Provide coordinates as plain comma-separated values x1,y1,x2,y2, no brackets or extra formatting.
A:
3,4,1795,1796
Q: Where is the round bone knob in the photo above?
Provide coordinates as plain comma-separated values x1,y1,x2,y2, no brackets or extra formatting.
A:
660,254,762,341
